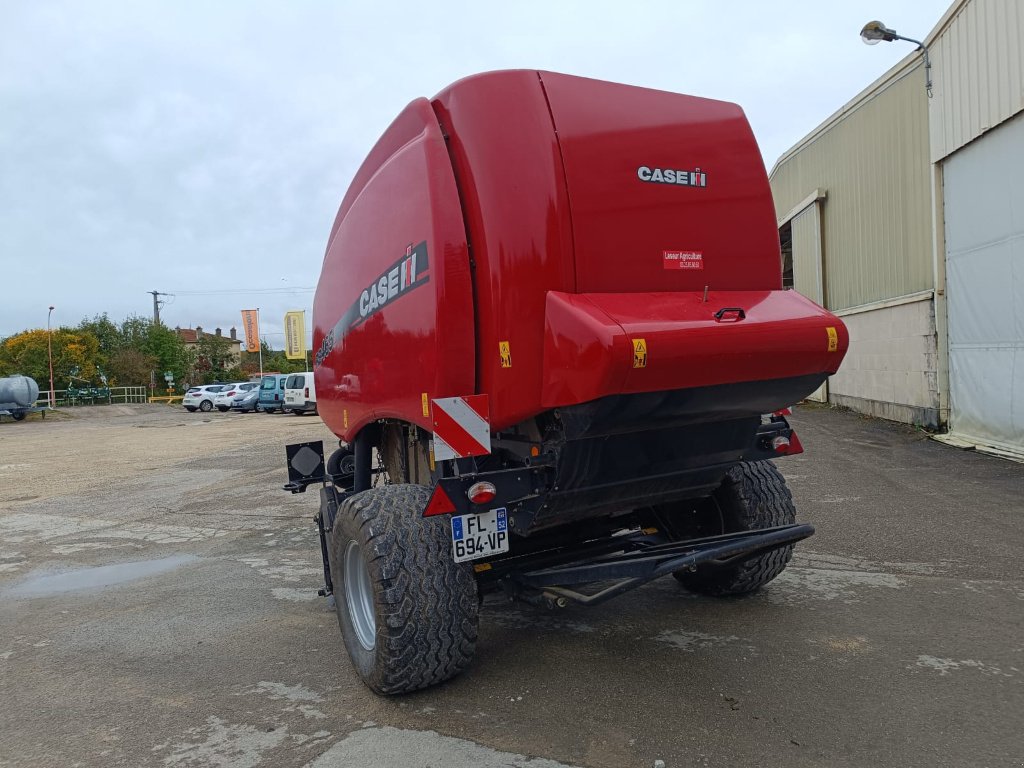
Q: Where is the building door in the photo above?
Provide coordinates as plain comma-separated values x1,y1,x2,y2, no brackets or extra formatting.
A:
942,111,1024,453
787,201,827,402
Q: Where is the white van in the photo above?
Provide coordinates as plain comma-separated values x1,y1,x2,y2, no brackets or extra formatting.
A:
283,371,317,415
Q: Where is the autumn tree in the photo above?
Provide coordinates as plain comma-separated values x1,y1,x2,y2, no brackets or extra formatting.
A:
0,329,99,387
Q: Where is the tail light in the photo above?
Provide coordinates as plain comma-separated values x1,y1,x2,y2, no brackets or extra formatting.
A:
467,481,497,505
304,387,310,398
772,431,804,455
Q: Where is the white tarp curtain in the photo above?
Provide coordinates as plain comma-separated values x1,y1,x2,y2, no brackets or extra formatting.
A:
943,111,1024,452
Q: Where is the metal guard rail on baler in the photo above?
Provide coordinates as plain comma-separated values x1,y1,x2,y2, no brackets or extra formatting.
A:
476,524,813,607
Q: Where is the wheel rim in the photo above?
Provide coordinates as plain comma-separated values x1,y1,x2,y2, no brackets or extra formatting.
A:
200,400,212,412
344,540,376,651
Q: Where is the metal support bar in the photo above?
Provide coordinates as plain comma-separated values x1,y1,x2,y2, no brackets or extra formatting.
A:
514,524,813,604
353,431,372,492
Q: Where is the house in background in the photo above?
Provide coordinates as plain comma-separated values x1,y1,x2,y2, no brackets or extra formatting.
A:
770,0,1023,458
175,326,244,364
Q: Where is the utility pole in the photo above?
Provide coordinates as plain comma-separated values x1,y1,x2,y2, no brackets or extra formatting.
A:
148,291,168,325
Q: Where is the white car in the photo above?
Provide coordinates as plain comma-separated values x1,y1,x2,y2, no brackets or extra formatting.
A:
183,385,227,412
214,382,259,412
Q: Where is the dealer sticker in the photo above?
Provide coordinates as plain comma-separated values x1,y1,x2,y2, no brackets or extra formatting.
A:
663,250,703,270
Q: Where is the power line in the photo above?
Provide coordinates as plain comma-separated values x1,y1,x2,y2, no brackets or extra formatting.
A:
168,287,316,296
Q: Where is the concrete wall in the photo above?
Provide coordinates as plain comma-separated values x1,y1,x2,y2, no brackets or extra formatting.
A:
828,294,940,428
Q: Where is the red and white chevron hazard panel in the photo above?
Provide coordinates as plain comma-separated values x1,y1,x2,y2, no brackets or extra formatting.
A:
431,395,491,462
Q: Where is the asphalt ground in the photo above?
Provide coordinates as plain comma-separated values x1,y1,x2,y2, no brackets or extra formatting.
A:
0,403,1021,767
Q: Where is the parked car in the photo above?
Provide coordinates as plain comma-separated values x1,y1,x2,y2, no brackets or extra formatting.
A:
283,372,317,415
214,382,258,412
183,385,227,412
232,387,263,413
257,373,289,413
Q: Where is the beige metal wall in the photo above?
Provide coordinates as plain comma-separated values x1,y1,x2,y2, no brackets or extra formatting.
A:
770,64,933,311
929,0,1024,162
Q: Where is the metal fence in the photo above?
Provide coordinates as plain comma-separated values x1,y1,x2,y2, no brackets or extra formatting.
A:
35,386,149,407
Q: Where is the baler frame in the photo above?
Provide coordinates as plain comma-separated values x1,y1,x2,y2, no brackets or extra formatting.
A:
283,413,810,609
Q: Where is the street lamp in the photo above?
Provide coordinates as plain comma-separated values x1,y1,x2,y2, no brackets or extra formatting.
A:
860,20,932,97
47,306,55,409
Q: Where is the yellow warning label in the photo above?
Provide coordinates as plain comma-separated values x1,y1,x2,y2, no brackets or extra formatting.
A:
826,326,838,352
428,440,436,471
632,338,648,368
499,340,512,368
421,392,430,418
473,562,493,573
343,409,349,429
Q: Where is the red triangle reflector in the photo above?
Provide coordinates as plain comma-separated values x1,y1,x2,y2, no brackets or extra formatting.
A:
423,484,456,517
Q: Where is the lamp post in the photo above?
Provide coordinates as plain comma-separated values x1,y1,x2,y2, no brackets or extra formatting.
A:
860,20,932,97
47,305,55,409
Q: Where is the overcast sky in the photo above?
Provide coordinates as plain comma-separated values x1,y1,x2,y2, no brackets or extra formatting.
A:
0,0,952,343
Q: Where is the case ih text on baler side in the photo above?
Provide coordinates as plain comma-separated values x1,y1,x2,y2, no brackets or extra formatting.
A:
284,70,849,695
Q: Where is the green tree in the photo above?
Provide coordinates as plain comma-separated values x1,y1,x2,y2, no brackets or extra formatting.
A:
108,348,158,387
77,314,122,363
144,322,187,387
191,333,234,384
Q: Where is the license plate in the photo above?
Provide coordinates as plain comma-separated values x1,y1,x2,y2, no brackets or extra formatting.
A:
450,507,509,563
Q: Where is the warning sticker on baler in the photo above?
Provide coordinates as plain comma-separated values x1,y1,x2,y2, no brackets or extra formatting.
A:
499,341,512,368
431,395,491,462
632,338,648,368
826,327,838,352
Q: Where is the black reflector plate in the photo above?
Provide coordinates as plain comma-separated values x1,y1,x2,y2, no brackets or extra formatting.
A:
286,441,325,484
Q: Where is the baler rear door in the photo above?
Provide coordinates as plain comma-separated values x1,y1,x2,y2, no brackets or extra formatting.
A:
538,70,781,296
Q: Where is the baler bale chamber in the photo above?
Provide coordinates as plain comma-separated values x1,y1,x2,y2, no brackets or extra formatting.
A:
286,70,849,694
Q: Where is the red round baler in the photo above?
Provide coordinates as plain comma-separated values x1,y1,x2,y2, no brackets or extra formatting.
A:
289,70,848,694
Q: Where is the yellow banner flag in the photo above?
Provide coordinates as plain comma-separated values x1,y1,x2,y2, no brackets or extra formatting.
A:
240,309,260,352
284,310,306,360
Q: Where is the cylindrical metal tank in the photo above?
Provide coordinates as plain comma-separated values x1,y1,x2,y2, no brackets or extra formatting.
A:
0,375,41,409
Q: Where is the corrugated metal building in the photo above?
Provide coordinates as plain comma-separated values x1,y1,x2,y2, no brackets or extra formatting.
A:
770,0,1023,455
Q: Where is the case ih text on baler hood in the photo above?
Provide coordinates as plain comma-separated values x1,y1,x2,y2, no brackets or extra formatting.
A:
284,70,849,695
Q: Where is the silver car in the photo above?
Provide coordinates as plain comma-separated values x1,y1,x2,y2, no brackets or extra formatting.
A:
231,387,263,413
214,382,258,412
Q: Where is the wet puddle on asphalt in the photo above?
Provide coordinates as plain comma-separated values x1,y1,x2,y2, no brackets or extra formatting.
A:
3,554,199,598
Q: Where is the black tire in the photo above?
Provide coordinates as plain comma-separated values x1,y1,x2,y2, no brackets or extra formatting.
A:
329,484,479,694
216,406,229,412
185,406,197,412
674,461,796,596
11,411,26,421
326,447,355,482
254,402,263,413
199,399,213,412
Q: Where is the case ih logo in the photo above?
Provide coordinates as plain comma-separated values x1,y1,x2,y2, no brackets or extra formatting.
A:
315,241,429,368
637,165,707,188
